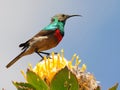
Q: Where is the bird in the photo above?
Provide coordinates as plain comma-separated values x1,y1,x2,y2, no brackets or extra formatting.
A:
6,14,81,68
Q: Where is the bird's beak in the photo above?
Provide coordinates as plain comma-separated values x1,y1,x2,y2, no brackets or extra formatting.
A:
67,15,82,19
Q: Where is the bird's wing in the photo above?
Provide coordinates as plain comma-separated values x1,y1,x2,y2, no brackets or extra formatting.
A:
19,30,55,50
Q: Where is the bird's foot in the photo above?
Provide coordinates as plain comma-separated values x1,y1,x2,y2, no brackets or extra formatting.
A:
40,52,58,58
36,51,58,62
54,52,58,55
45,52,58,59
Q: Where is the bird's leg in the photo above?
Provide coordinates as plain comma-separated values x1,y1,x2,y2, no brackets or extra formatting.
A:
35,51,44,58
40,52,50,56
40,51,58,55
40,52,51,59
40,52,58,59
36,51,58,59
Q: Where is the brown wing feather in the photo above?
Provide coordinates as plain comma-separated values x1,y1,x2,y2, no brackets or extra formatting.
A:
19,30,55,50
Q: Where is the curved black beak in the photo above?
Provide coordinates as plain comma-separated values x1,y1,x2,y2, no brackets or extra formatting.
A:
68,15,82,18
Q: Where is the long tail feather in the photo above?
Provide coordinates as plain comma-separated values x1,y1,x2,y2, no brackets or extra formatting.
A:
6,51,26,68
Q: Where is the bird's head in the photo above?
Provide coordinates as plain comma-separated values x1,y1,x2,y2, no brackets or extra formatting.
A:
51,14,82,23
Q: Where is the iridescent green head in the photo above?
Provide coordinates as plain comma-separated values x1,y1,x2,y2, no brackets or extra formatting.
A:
43,14,81,34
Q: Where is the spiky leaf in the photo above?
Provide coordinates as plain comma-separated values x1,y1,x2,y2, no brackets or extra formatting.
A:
109,83,118,90
26,69,49,90
50,66,79,90
95,86,101,90
13,81,35,90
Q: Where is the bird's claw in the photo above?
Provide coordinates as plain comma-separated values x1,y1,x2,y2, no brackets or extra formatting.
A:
54,52,58,54
37,51,58,62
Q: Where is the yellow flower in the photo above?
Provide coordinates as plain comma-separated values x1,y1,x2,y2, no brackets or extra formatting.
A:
33,54,66,84
32,50,83,84
21,49,99,89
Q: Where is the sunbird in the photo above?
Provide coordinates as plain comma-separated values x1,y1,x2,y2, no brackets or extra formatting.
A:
6,14,81,68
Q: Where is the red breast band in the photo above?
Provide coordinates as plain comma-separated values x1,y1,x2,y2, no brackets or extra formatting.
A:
54,29,63,43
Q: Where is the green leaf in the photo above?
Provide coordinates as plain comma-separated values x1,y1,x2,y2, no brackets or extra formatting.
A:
26,69,49,90
50,66,79,90
12,81,35,90
95,86,101,90
109,83,118,90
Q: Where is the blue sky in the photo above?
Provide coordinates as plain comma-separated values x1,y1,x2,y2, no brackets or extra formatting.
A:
0,0,120,90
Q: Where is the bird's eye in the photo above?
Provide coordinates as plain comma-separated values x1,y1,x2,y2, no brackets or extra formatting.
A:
62,14,65,17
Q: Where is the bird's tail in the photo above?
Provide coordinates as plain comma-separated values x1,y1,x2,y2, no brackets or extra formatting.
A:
6,51,26,68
